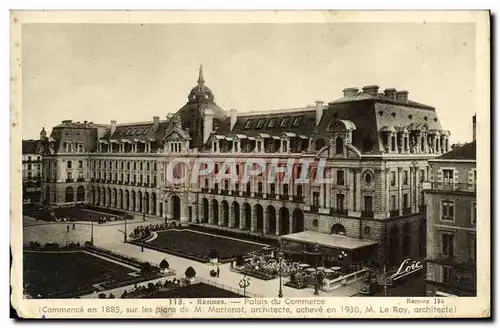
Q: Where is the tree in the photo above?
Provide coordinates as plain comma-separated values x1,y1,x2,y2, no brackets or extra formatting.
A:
159,259,170,270
185,266,196,279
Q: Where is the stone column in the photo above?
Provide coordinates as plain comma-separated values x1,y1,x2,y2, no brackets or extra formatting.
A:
355,169,362,212
263,208,269,235
239,207,246,230
251,206,257,232
208,201,214,225
398,168,403,215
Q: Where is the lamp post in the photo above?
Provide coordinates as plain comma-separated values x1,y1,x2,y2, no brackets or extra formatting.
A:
90,216,94,245
277,243,284,298
303,242,322,295
239,275,250,297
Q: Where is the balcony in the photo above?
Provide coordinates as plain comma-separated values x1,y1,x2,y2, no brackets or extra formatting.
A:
293,195,304,203
310,205,319,213
403,207,412,215
424,182,476,193
389,210,399,218
361,210,374,218
330,208,348,216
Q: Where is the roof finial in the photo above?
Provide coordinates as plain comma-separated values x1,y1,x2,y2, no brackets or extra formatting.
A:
197,64,205,84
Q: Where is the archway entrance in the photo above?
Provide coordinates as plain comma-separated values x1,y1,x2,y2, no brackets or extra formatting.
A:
65,187,74,203
232,202,240,228
243,203,251,230
211,199,219,225
202,198,209,223
172,195,181,220
267,206,276,234
255,204,263,231
292,209,304,233
279,207,289,235
331,223,346,235
221,201,229,226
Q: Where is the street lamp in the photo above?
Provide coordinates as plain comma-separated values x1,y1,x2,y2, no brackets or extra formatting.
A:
239,275,250,297
303,242,322,295
277,243,284,298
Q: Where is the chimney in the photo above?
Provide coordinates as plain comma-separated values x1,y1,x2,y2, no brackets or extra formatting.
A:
362,85,380,97
384,88,397,100
315,100,325,126
230,109,238,131
153,116,160,125
396,90,409,103
473,114,476,142
203,107,214,143
343,87,359,97
110,120,117,135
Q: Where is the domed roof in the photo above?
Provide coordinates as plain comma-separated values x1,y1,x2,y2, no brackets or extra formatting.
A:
188,65,214,101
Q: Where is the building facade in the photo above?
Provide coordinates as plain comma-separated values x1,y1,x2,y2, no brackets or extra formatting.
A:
39,66,452,269
424,136,476,296
22,139,43,203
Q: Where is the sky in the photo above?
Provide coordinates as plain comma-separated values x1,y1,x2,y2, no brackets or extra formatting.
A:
21,22,476,143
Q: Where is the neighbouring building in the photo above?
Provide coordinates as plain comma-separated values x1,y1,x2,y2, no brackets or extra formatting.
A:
22,139,43,203
424,116,477,296
38,66,453,269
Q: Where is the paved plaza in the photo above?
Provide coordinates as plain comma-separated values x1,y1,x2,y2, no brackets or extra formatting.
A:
23,215,362,298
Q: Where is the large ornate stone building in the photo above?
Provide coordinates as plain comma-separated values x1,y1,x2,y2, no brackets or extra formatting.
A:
39,66,452,268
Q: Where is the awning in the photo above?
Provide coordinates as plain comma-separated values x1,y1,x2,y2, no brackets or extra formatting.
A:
282,231,378,251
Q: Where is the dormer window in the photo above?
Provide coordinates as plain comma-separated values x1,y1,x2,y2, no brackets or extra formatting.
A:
244,120,253,129
280,117,289,127
292,116,302,126
256,119,265,129
268,118,277,128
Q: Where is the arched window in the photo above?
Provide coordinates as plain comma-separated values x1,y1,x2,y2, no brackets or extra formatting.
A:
65,187,74,203
76,186,85,202
335,137,344,154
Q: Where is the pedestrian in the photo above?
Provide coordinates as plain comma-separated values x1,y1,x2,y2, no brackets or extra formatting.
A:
216,266,220,278
66,225,69,233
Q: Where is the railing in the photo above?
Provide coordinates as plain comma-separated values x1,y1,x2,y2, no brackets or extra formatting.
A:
425,182,476,193
389,210,399,218
330,208,348,215
198,277,262,298
361,211,374,218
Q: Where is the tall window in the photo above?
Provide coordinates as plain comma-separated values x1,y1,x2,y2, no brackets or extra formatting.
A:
337,170,345,186
312,191,320,206
471,202,477,225
336,194,345,212
390,171,396,186
442,234,454,258
443,169,454,183
441,200,454,221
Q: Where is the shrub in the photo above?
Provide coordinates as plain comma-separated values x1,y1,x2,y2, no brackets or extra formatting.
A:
185,266,196,279
159,259,169,269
